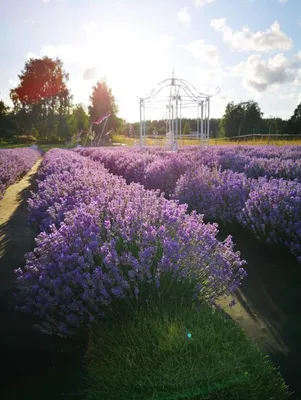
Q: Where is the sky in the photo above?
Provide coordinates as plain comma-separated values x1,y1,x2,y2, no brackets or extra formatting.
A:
1,0,301,122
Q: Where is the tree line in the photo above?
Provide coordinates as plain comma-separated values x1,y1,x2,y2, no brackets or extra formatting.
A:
1,56,301,144
126,100,301,139
0,56,121,145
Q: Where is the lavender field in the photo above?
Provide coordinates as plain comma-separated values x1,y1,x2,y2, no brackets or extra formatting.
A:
0,148,40,199
2,145,301,399
75,145,301,264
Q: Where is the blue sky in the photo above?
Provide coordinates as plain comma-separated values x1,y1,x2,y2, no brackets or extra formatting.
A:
1,0,301,122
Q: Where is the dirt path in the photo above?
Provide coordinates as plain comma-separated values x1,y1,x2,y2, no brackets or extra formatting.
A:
0,160,85,400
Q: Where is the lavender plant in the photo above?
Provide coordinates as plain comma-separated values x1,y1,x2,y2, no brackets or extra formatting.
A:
16,149,247,337
239,177,301,262
0,148,40,198
174,165,253,225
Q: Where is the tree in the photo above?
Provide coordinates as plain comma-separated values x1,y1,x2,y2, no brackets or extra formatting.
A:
88,79,120,145
68,104,89,134
0,100,20,141
261,117,286,135
284,103,301,135
219,101,263,138
0,100,10,140
10,56,72,140
183,122,191,135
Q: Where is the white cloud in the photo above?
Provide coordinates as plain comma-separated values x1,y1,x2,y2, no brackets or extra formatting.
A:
210,19,293,52
25,52,37,60
41,0,51,3
8,79,17,87
177,8,190,26
147,35,175,49
183,39,220,66
189,66,224,87
233,52,301,93
195,0,215,7
295,70,301,85
22,19,35,24
26,44,77,63
279,0,288,3
83,67,99,81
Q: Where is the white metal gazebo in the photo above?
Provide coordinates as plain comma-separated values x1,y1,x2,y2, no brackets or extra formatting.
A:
138,70,220,150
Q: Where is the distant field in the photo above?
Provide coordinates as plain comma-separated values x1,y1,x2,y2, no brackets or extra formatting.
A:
1,136,301,151
112,134,301,147
0,143,72,152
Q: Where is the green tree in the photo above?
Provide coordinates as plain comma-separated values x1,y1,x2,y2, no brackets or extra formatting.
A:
0,100,11,140
69,104,89,134
219,101,262,138
88,79,120,145
10,56,72,140
284,103,301,135
183,122,191,135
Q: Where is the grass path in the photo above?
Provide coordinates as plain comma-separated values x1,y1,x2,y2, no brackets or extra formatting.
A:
0,160,86,400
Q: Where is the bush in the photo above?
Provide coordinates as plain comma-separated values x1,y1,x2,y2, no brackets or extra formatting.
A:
13,135,37,144
38,136,65,145
85,300,290,400
238,177,301,262
0,148,40,198
16,149,246,337
174,165,252,225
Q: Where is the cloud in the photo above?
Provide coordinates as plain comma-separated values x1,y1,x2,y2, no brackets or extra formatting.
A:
177,8,190,26
188,66,225,88
233,52,301,93
295,70,301,85
195,0,215,7
147,35,176,49
26,44,78,63
83,67,99,80
183,39,219,66
22,19,35,24
278,0,288,3
41,0,51,3
8,79,17,87
210,18,293,52
25,51,37,60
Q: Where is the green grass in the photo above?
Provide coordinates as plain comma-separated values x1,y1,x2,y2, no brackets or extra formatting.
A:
0,143,29,149
112,134,301,147
84,300,290,400
37,143,73,152
0,142,72,152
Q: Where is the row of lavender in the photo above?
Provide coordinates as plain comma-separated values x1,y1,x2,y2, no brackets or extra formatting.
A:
75,146,301,263
0,148,41,199
15,149,246,337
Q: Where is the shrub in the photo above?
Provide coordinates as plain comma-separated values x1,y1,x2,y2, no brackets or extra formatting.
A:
16,150,246,337
0,148,40,198
238,177,301,262
13,135,37,144
174,165,252,225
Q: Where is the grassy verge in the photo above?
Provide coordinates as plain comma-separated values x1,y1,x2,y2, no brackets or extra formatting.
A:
84,300,290,400
112,134,301,147
0,142,72,151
